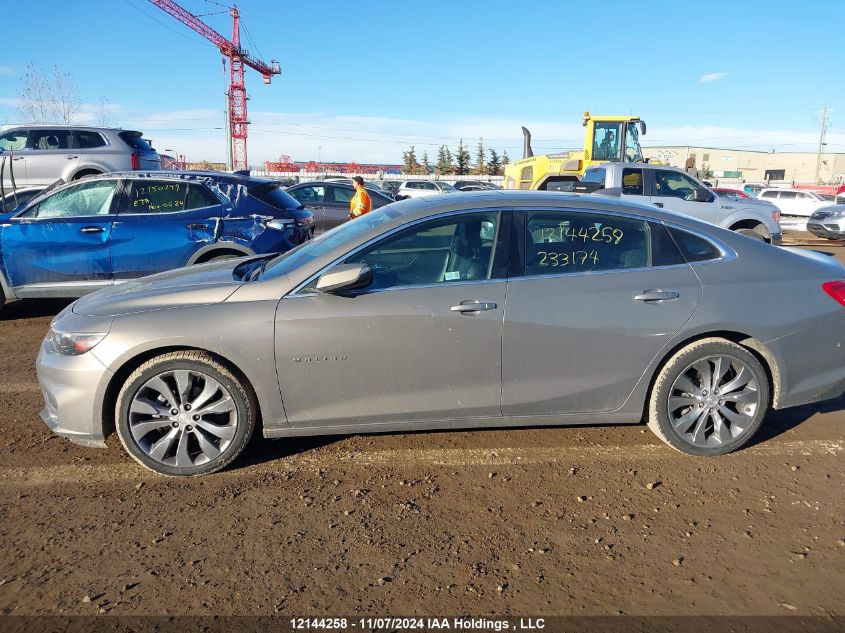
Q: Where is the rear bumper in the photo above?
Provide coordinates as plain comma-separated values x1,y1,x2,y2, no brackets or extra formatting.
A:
769,313,845,409
36,338,113,448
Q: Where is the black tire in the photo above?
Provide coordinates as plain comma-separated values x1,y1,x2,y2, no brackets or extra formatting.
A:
647,338,770,456
115,351,256,476
72,170,102,181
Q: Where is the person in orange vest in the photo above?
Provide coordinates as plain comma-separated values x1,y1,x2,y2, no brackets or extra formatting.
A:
349,176,372,219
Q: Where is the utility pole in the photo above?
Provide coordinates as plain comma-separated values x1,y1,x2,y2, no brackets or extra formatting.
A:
815,106,830,183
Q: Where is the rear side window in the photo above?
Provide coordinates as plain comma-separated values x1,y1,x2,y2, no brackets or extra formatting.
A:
126,180,215,214
185,184,220,209
118,131,154,151
621,168,643,195
522,210,682,275
668,227,722,262
249,184,301,211
759,191,776,199
778,191,796,200
27,129,73,150
74,131,106,149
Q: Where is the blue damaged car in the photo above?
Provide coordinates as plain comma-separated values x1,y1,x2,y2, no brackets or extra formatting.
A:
0,171,314,310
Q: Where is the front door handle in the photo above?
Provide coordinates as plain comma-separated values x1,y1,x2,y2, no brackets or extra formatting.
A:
634,289,679,302
65,155,78,160
80,226,105,234
12,156,24,161
653,202,664,208
187,223,210,230
451,300,498,313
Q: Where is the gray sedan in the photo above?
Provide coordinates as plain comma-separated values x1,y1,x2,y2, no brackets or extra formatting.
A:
37,191,845,476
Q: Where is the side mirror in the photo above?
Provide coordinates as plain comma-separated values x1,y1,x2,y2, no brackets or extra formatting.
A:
693,188,713,203
315,263,372,294
638,121,647,136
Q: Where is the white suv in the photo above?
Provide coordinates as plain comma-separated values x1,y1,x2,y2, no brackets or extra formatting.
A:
0,125,160,189
758,188,834,217
397,180,458,198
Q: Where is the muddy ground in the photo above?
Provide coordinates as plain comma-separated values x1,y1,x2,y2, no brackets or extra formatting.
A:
0,233,843,623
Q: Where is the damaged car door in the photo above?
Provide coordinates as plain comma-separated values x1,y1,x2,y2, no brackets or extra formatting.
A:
110,179,222,280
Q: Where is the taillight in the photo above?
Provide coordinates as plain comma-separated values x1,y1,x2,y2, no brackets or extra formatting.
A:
822,280,845,307
771,210,780,224
130,152,140,170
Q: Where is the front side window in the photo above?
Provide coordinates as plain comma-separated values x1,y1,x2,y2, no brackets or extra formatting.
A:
288,185,325,204
760,191,776,199
345,212,501,290
522,210,684,276
592,122,623,161
125,180,208,214
27,129,73,151
0,129,27,151
23,180,117,218
653,170,700,200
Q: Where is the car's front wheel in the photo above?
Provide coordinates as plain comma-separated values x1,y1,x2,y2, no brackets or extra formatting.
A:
115,351,256,476
647,338,770,456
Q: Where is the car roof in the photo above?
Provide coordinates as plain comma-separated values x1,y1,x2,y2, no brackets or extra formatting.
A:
293,180,391,193
94,170,274,186
2,124,135,132
379,190,718,228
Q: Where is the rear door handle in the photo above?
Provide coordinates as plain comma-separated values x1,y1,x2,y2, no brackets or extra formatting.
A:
451,300,498,313
80,226,105,234
65,155,78,160
12,156,24,161
187,223,210,230
653,202,664,208
634,289,679,302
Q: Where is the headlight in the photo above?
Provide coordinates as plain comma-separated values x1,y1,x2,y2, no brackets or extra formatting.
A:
266,219,295,231
49,329,106,356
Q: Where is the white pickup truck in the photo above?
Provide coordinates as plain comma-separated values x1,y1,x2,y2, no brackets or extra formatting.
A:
574,163,782,244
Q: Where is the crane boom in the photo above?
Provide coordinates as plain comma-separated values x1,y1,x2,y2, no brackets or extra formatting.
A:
147,0,281,170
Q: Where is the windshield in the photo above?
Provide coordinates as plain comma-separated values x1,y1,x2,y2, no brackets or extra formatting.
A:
436,182,457,191
261,206,402,279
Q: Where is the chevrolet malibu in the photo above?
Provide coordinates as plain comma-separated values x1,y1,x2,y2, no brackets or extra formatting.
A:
37,191,845,476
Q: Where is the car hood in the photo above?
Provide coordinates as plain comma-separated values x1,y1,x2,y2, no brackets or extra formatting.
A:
72,261,244,317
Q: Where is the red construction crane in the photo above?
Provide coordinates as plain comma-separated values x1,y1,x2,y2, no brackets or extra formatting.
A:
148,1,280,171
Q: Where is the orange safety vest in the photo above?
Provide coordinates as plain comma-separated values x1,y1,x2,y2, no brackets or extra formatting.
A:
349,188,372,218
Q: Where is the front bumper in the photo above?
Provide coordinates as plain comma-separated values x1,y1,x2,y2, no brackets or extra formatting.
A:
807,220,845,240
36,337,114,448
770,231,783,245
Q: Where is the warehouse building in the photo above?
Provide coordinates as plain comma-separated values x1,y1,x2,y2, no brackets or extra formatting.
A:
642,146,845,184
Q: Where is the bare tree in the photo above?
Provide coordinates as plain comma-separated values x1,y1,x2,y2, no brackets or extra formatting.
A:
94,95,111,127
17,63,80,124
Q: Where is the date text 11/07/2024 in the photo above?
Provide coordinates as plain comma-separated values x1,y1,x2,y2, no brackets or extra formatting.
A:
289,617,546,631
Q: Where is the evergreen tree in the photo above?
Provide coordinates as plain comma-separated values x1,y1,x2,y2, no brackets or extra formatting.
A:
435,145,454,175
454,139,471,175
422,151,432,174
487,148,502,176
473,138,487,175
502,150,510,167
402,146,418,174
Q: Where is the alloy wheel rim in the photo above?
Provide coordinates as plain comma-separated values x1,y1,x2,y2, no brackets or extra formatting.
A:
128,370,238,468
667,355,761,448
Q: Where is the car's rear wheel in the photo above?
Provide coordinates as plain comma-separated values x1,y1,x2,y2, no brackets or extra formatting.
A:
647,338,769,456
115,351,256,476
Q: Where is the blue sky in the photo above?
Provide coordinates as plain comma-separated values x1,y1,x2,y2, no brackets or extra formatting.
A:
2,0,844,165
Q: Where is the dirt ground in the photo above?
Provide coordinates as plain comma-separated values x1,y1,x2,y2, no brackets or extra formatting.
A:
0,232,843,623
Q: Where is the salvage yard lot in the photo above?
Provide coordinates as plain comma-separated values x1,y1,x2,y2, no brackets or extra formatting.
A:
1,234,843,617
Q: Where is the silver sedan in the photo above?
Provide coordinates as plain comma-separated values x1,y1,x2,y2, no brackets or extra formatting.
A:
37,191,845,476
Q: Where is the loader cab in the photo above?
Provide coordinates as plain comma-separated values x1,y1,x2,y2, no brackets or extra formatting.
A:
586,115,645,164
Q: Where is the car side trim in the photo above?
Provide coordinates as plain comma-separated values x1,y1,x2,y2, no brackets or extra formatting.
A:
14,280,112,299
